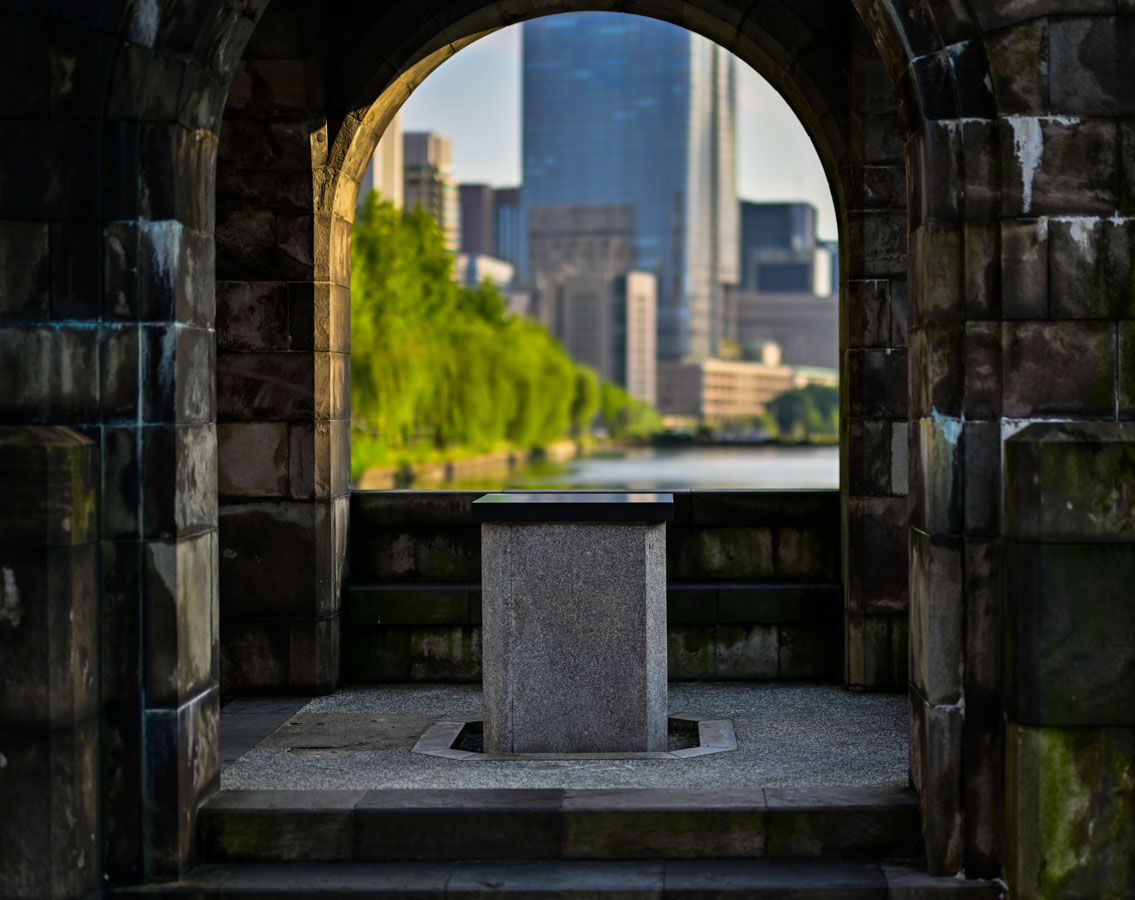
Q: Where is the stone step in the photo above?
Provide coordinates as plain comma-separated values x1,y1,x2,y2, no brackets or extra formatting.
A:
198,786,922,864
343,582,843,682
123,859,1004,897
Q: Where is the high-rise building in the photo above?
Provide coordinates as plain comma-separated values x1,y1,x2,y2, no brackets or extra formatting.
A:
459,184,494,256
526,205,655,403
459,184,523,271
527,204,634,329
522,13,739,361
739,201,834,296
493,188,522,268
553,272,657,406
357,112,403,208
820,238,840,295
723,286,838,369
404,131,459,252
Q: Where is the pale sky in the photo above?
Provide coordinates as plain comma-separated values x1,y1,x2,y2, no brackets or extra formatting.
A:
399,20,838,242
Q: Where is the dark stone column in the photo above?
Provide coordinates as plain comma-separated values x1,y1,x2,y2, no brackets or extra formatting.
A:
1003,424,1135,897
841,23,910,691
0,427,99,898
216,1,347,698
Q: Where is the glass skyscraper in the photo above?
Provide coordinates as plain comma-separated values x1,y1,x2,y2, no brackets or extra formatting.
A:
522,13,739,361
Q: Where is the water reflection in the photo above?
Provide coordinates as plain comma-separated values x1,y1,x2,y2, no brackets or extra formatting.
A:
431,445,839,491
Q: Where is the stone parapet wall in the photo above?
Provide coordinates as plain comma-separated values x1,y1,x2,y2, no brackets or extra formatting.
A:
345,490,848,684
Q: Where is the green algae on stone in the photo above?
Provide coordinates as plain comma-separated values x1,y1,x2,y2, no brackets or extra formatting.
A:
667,626,716,680
0,426,97,547
1005,423,1135,541
679,527,775,579
1120,323,1135,416
1005,721,1135,898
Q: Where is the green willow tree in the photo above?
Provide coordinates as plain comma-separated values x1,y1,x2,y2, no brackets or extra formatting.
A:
350,195,658,475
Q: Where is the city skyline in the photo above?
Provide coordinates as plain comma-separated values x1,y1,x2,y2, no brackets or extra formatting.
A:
399,16,838,243
521,13,737,361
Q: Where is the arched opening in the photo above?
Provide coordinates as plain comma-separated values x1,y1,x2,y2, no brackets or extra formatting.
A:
17,0,1131,891
334,15,858,694
214,0,910,698
206,0,1007,883
212,0,912,773
350,18,842,494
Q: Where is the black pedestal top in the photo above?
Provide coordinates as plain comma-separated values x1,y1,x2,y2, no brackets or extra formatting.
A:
472,492,674,523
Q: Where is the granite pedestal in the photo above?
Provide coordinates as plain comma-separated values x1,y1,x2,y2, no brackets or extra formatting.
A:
472,493,673,754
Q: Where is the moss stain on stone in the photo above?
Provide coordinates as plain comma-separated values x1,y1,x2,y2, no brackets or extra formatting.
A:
1008,722,1135,897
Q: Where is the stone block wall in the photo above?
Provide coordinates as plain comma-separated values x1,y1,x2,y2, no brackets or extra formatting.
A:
889,4,1135,880
216,0,350,701
1002,425,1135,897
4,0,1135,891
345,490,844,684
0,428,99,898
841,19,912,692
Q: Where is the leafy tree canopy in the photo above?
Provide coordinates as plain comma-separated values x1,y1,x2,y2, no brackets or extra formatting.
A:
350,195,660,476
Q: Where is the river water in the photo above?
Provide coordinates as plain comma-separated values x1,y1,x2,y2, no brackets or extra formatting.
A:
434,444,840,490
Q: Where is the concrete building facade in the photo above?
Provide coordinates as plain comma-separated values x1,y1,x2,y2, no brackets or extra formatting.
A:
739,201,835,296
554,271,658,406
458,183,494,256
724,288,839,369
454,253,515,290
658,354,798,422
528,205,656,402
403,131,459,252
1,1,1133,896
357,111,403,209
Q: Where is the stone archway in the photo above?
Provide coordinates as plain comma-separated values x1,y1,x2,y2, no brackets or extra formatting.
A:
211,0,921,864
214,0,912,694
16,0,1135,893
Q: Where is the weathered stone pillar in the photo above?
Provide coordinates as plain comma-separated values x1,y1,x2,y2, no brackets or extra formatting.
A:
840,22,910,693
1003,423,1135,897
0,427,99,898
215,1,349,697
475,493,671,753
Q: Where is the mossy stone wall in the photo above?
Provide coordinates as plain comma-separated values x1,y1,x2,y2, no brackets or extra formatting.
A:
1003,424,1135,898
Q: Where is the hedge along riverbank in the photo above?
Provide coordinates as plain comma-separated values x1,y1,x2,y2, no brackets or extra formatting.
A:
350,196,660,479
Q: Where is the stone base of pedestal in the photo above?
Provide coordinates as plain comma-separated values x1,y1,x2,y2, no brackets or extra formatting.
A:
480,518,668,754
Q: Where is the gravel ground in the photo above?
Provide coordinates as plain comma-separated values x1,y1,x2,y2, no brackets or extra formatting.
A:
221,682,908,791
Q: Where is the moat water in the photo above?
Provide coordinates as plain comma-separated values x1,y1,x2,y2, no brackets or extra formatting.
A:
427,444,839,490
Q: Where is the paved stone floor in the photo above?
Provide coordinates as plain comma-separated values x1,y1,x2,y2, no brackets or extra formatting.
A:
221,683,908,790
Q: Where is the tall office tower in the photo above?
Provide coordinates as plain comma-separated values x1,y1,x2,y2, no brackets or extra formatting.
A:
357,111,403,208
461,184,523,273
527,204,635,329
522,13,739,361
820,239,840,295
404,131,459,252
459,184,495,255
527,205,655,403
554,272,657,406
739,201,833,296
493,188,522,267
